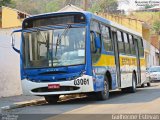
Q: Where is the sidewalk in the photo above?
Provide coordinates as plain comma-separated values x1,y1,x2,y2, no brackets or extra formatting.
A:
0,95,43,108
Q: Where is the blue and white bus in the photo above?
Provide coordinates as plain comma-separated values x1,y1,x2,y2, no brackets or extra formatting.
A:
12,11,146,103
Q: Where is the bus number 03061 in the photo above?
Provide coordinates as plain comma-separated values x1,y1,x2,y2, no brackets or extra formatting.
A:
74,78,89,85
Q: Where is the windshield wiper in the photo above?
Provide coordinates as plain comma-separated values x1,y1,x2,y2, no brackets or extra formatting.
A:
55,25,71,57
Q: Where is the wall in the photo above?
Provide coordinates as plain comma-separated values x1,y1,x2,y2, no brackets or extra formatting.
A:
142,27,150,42
151,34,159,49
0,28,22,97
2,7,23,28
149,45,159,67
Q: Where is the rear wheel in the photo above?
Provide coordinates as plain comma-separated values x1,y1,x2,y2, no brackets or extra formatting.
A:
128,73,136,93
44,95,59,104
96,77,109,100
147,82,151,87
141,83,145,88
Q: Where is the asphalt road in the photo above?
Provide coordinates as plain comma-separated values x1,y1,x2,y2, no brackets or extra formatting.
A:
2,83,160,120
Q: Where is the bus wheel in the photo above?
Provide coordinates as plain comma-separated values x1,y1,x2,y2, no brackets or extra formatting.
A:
147,82,151,87
96,77,109,100
141,83,145,88
128,73,136,93
44,95,59,104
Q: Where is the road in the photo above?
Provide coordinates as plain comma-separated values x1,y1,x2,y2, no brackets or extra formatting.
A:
2,83,160,120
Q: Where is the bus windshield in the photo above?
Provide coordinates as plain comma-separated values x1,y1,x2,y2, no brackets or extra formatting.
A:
23,27,85,68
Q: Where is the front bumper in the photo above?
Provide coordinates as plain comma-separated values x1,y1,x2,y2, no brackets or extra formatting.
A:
22,75,94,96
149,76,160,82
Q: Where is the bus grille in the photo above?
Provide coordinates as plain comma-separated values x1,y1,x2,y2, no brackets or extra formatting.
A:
31,86,80,93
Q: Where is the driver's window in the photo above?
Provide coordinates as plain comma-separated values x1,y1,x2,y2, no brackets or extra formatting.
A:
90,20,101,64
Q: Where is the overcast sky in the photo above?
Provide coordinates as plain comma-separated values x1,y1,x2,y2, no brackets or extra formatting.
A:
118,0,140,11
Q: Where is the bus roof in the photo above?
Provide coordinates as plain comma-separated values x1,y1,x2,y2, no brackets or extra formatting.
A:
24,11,142,37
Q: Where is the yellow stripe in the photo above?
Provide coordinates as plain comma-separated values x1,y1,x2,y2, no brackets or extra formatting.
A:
93,54,115,66
93,54,146,68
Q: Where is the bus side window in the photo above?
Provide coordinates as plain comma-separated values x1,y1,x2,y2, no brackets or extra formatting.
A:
123,32,130,54
129,35,136,55
117,31,125,54
101,24,112,51
90,32,96,53
138,38,144,57
90,20,101,64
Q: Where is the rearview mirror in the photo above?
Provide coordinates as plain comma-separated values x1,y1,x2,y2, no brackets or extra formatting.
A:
91,31,101,49
95,35,101,48
11,29,22,54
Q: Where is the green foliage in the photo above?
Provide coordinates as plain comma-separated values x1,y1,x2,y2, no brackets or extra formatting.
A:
145,5,153,9
88,0,118,13
0,0,14,7
44,0,60,13
152,20,160,34
88,3,101,13
1,0,118,15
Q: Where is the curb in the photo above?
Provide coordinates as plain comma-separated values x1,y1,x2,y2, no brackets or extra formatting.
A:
0,94,86,112
1,99,46,111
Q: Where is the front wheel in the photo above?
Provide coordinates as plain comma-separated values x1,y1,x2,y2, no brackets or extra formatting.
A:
96,77,109,100
147,82,151,87
44,95,59,104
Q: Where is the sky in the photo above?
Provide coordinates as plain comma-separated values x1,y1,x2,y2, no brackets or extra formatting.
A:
118,0,138,11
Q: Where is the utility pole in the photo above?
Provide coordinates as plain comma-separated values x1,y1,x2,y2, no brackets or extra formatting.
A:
84,0,88,11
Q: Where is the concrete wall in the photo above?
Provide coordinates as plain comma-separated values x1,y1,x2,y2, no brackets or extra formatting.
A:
148,45,159,67
0,28,22,97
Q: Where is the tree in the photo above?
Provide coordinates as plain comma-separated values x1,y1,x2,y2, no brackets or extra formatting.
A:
0,0,15,7
44,0,60,13
14,0,65,14
88,0,118,13
152,20,160,35
4,0,119,15
145,5,153,9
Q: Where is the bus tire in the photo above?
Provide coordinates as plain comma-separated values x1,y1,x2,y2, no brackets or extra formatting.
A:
147,82,151,87
96,77,109,100
44,95,59,104
128,73,136,93
141,83,145,88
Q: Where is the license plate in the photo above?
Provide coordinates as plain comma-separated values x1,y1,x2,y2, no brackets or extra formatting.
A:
48,84,60,89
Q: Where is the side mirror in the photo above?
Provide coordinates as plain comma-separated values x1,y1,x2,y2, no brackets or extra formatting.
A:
91,31,101,48
11,29,22,54
95,35,101,48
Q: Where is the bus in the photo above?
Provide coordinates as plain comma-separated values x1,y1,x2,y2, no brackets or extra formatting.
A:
12,11,146,103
